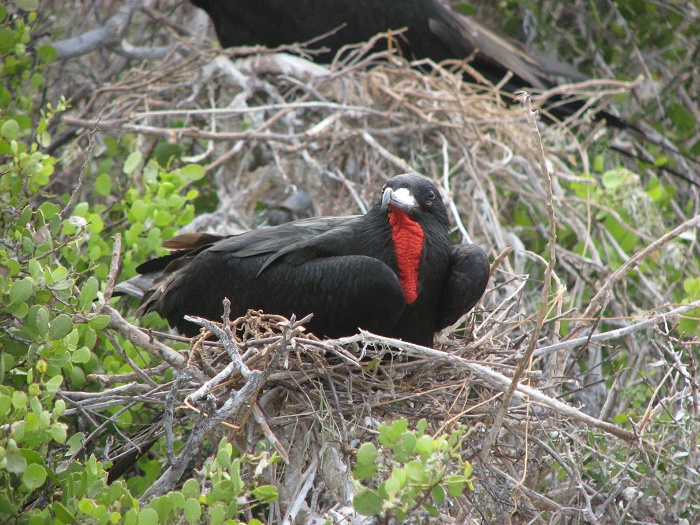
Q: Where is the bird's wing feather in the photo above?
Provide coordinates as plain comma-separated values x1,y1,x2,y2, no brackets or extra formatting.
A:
427,10,548,89
256,215,366,273
207,215,356,258
149,252,407,338
436,244,490,330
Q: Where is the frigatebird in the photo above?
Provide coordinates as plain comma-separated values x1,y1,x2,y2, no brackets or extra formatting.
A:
117,174,489,347
188,0,620,125
187,0,699,182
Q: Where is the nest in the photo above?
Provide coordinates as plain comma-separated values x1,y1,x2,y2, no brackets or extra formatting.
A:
49,3,700,523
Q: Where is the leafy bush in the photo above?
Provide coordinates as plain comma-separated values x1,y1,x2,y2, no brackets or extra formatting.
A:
353,419,474,520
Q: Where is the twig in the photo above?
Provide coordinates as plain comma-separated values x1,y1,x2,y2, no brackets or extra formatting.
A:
253,402,290,464
51,0,141,60
348,332,640,443
104,330,158,388
529,300,700,359
102,233,121,305
479,92,558,461
59,118,99,220
139,304,305,501
567,213,700,342
102,305,201,379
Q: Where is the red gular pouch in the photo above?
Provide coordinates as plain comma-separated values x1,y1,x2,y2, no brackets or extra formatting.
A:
388,208,425,304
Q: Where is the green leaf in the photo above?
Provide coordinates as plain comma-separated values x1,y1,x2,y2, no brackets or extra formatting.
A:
53,501,77,524
378,419,408,447
94,173,112,196
12,390,28,409
353,489,383,516
38,201,61,221
180,163,206,181
78,498,96,516
401,431,417,455
129,199,148,222
23,463,47,489
444,474,465,497
88,315,111,330
183,498,201,524
356,442,377,465
137,507,158,525
72,346,91,364
392,467,407,486
167,491,185,510
49,313,73,340
0,395,11,421
1,119,20,141
252,485,278,503
415,434,434,456
0,494,18,517
35,306,49,338
182,479,200,499
66,432,85,455
39,44,57,63
405,460,426,482
425,504,439,517
209,503,226,525
216,445,231,469
9,277,34,305
79,276,99,309
6,447,27,474
51,265,68,282
592,155,604,173
45,374,63,393
601,168,634,190
431,484,445,505
384,476,400,497
49,422,67,443
123,151,143,175
684,277,700,296
17,205,32,226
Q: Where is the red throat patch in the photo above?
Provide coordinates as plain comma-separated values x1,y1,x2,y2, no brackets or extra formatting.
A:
388,208,425,304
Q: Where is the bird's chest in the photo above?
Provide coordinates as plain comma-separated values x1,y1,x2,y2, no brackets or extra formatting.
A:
388,210,428,304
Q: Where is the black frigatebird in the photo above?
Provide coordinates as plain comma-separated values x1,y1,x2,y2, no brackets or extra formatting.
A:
117,174,489,347
188,0,621,126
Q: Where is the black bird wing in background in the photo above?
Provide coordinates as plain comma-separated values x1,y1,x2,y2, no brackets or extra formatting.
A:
188,0,606,120
188,0,700,177
189,0,567,87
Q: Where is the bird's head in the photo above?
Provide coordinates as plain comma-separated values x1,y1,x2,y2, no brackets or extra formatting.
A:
380,174,448,222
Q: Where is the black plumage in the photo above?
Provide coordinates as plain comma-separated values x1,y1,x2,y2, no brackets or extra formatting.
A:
187,0,625,126
187,0,700,183
118,174,489,347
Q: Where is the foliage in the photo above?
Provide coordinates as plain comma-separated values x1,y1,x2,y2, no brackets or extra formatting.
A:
352,419,474,520
0,6,208,522
466,0,699,155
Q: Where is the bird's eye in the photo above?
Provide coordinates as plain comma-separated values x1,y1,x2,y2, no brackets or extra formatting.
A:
425,189,436,200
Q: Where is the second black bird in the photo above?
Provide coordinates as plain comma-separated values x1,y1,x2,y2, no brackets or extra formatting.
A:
118,174,489,347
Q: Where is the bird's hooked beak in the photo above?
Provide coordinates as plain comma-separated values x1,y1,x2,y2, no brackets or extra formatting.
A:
382,186,418,213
